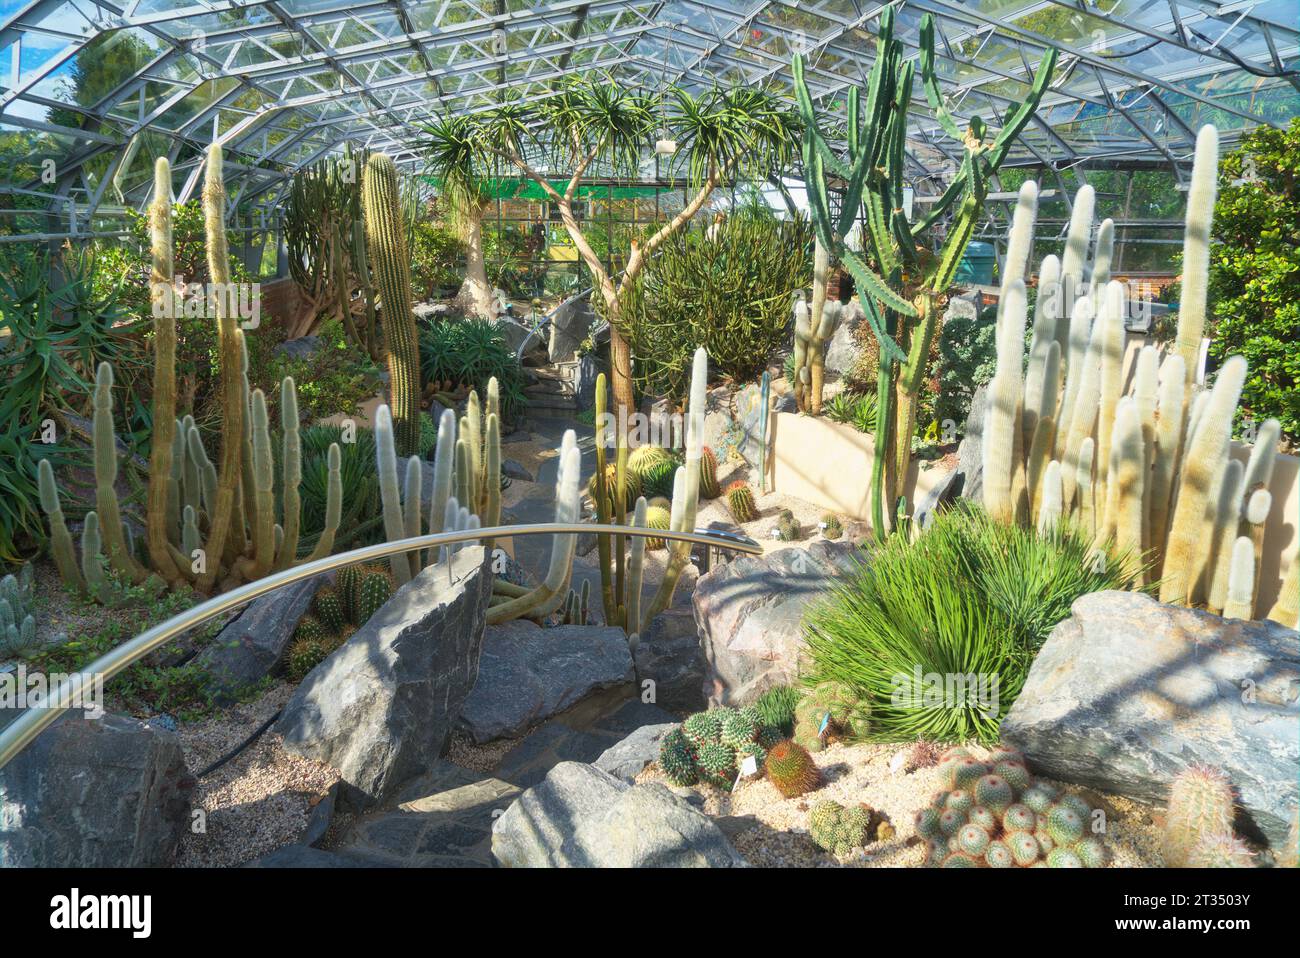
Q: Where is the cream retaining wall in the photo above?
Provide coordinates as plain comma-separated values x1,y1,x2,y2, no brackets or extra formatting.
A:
767,410,1298,616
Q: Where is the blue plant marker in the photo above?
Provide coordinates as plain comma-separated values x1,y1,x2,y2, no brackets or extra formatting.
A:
818,711,832,740
758,370,770,493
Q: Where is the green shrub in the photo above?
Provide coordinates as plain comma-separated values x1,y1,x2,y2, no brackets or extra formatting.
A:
618,210,813,402
824,391,878,434
1205,118,1300,444
298,424,383,551
803,506,1141,743
936,302,998,436
410,220,467,300
418,317,525,420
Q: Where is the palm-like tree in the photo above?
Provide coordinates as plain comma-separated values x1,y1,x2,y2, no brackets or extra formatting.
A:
423,114,497,320
482,75,799,425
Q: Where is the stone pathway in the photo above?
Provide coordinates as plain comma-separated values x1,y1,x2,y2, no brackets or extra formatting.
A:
321,687,676,867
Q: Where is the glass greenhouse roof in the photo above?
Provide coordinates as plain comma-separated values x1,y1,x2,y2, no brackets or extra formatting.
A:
2,0,1297,235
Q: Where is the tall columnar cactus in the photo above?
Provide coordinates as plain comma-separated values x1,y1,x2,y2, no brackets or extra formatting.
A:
40,148,341,599
978,126,1284,621
1175,127,1219,386
1161,765,1239,868
793,8,1057,536
362,153,422,457
792,266,842,414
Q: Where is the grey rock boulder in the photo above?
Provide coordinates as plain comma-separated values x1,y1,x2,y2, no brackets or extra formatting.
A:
276,547,492,810
547,293,596,363
491,762,746,867
823,298,865,379
956,381,989,504
0,712,194,867
695,541,861,707
275,335,323,362
1001,590,1300,848
635,584,707,714
194,574,326,700
594,723,677,784
502,458,533,482
458,621,634,744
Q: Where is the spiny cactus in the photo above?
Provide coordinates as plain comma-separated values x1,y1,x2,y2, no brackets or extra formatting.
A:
658,727,699,786
764,739,821,798
593,348,709,639
313,585,347,632
40,150,341,600
1161,765,1240,868
725,480,758,523
820,513,843,540
810,800,872,855
774,509,801,542
639,460,676,502
627,444,674,477
921,747,1111,868
362,153,421,457
286,635,331,682
699,445,721,499
979,125,1284,621
794,680,871,751
355,570,392,625
0,564,56,659
643,505,671,550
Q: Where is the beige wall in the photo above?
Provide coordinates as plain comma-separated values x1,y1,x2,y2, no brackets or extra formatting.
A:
768,409,1297,617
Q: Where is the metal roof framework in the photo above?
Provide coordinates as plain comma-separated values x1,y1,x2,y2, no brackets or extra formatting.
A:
1,0,1297,239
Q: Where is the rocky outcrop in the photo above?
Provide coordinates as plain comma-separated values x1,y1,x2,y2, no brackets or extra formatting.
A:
1001,590,1300,848
276,547,492,810
594,723,677,784
694,541,861,707
194,574,326,700
457,621,634,744
0,712,194,867
491,761,746,867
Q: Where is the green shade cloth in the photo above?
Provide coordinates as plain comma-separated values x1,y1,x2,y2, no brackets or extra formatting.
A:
420,175,664,201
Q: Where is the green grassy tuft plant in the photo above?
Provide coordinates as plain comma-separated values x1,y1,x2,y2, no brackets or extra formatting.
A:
804,505,1140,743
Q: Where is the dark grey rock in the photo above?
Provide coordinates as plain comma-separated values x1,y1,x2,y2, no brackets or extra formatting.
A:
594,723,677,784
823,298,865,379
636,598,707,714
276,547,492,810
913,466,963,530
491,762,746,867
244,845,373,868
694,541,862,706
0,712,194,867
194,574,326,700
502,459,533,482
1001,591,1300,848
458,621,634,743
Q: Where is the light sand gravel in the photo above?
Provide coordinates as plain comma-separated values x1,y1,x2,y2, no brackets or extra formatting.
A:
175,682,339,868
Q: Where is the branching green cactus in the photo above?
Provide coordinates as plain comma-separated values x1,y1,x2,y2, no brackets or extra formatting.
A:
793,9,1057,536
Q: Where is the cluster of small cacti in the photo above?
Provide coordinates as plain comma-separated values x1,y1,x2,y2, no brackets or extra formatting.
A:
773,509,801,541
1160,765,1257,867
558,580,591,625
0,564,60,659
765,738,822,798
791,285,843,415
658,705,783,789
918,745,1111,868
40,151,343,601
980,126,1294,626
793,680,871,752
819,514,843,540
810,800,874,855
286,564,394,682
725,480,758,523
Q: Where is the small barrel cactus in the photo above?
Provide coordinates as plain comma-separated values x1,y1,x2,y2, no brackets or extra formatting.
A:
644,505,672,550
985,840,1015,868
810,800,871,855
336,565,363,621
640,460,677,501
287,636,330,682
1046,804,1086,847
764,739,821,798
725,479,758,523
774,509,801,542
355,570,393,625
819,513,843,539
313,584,347,632
628,444,673,477
1161,765,1237,868
657,727,698,787
698,741,737,788
682,710,723,747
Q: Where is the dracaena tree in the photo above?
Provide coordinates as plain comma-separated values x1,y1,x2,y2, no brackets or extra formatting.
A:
423,114,497,320
472,75,798,426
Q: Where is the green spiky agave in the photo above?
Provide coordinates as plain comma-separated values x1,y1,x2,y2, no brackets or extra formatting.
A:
792,8,1056,536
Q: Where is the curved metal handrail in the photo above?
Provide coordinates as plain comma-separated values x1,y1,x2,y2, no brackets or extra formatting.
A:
0,522,760,770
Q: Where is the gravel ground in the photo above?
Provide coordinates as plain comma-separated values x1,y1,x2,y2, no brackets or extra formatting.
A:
175,682,339,868
636,740,1166,868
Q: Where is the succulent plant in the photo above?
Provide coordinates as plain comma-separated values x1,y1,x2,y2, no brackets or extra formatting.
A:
682,710,723,747
627,444,674,477
1161,765,1237,868
313,584,347,632
774,509,801,542
287,636,330,682
942,853,980,868
725,479,759,523
720,711,759,750
1186,834,1254,868
918,750,1111,868
335,565,363,621
657,727,698,786
810,801,871,855
764,739,821,798
640,460,677,501
820,513,843,539
354,569,393,625
588,462,641,512
793,680,870,751
644,505,672,550
697,741,738,787
699,445,721,499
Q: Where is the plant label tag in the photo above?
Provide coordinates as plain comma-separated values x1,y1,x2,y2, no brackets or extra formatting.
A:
818,711,832,739
740,755,758,777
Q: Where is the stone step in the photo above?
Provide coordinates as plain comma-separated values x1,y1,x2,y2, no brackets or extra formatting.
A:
525,380,576,398
524,392,578,411
529,364,575,383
